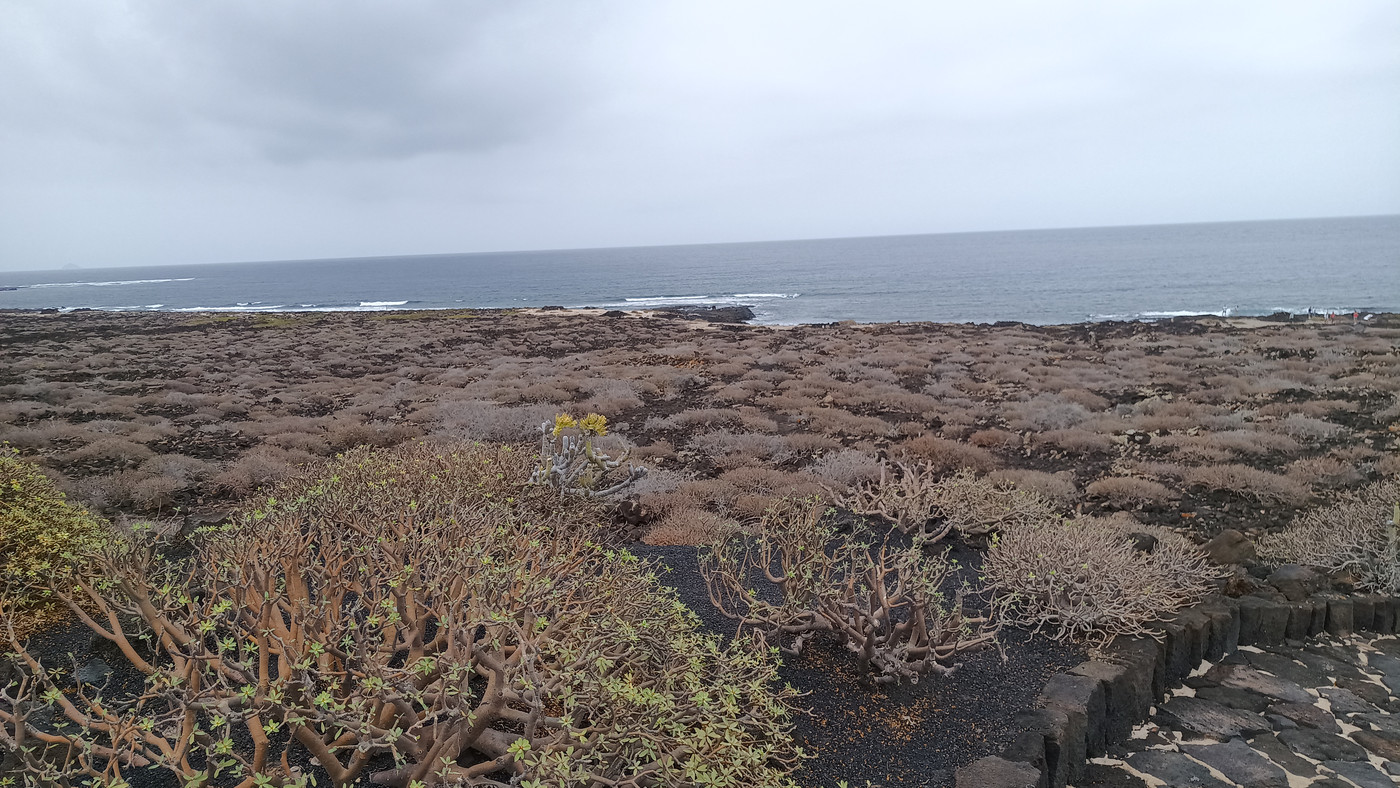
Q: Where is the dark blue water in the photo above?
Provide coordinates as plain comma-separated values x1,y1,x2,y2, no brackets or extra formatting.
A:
2,215,1396,325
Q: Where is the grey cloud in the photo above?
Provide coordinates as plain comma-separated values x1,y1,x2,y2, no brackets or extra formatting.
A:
0,1,1397,271
4,1,612,162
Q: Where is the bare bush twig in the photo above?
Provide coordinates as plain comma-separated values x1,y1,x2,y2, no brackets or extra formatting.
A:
983,516,1223,647
1258,479,1400,593
699,498,998,684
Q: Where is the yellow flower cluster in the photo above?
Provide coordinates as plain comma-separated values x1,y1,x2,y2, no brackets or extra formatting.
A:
551,413,609,437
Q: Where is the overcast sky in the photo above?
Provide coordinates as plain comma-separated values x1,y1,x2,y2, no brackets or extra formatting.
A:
1,1,1397,272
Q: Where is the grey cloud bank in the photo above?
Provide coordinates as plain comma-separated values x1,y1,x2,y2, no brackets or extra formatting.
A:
0,1,1397,272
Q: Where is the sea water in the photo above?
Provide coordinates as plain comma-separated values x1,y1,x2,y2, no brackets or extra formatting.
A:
2,215,1396,325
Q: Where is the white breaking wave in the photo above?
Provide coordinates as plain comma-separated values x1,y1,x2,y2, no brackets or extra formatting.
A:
26,278,195,288
594,293,800,309
1088,306,1246,321
623,295,712,303
359,300,409,307
1138,310,1230,318
169,304,287,312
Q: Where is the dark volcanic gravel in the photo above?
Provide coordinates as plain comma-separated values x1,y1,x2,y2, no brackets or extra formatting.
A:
632,542,1087,788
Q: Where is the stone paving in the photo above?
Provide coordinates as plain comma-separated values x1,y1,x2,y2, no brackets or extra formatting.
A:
1080,635,1400,788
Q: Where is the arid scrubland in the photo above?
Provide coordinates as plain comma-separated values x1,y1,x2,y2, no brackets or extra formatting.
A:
4,308,1400,787
2,309,1399,546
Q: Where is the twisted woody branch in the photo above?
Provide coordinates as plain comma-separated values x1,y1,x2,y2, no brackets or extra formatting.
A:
698,498,998,684
1,445,799,788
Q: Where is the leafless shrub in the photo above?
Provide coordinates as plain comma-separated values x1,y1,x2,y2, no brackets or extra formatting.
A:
1330,444,1381,464
806,449,883,488
1183,464,1311,507
1274,414,1345,443
573,379,645,415
1170,430,1302,458
1378,453,1400,477
62,437,155,468
263,430,333,455
1006,393,1093,432
802,406,893,438
969,428,1021,449
70,469,148,511
1258,479,1400,593
1286,456,1363,490
688,430,794,468
1085,477,1177,508
324,421,421,451
129,475,183,511
432,399,560,443
0,422,92,449
717,467,826,521
1033,429,1115,456
699,498,998,683
896,434,1000,474
210,447,303,497
1377,395,1400,423
781,432,841,455
647,408,743,431
642,506,736,546
1257,399,1356,419
1058,388,1110,411
986,469,1079,507
630,438,676,464
984,515,1222,646
930,469,1060,536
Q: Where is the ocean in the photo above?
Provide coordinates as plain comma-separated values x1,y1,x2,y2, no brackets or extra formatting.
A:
2,215,1397,325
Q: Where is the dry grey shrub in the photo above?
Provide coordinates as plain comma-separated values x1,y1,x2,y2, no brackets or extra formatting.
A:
896,434,1000,474
1275,414,1345,443
1257,479,1400,594
1183,463,1311,507
210,446,305,497
0,444,802,788
930,469,1061,537
984,515,1223,646
1084,476,1177,508
1377,453,1400,477
1032,429,1114,456
986,469,1078,508
805,449,883,488
642,506,737,546
688,430,794,468
1006,393,1093,432
1285,456,1363,490
968,428,1021,449
699,498,998,683
1378,394,1400,423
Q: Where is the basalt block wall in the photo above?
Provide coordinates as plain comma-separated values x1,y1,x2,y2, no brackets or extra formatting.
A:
956,592,1400,788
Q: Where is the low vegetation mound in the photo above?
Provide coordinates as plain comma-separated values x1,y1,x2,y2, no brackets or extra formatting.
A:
0,443,801,788
1258,478,1400,594
0,449,112,637
983,515,1222,646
